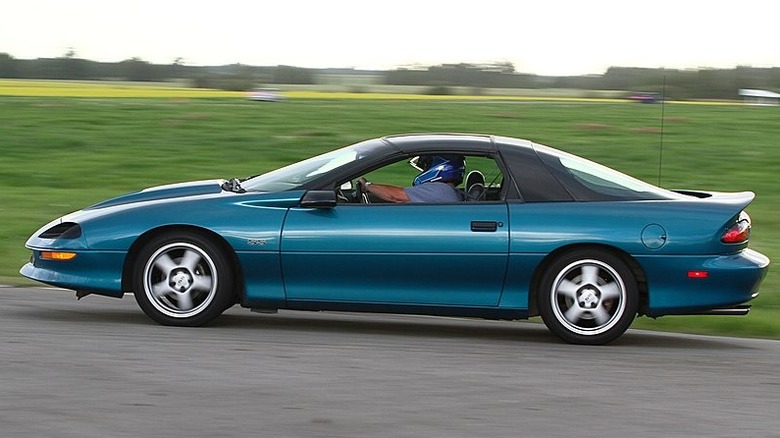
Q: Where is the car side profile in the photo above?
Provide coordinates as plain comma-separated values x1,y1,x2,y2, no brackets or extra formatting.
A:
21,134,770,344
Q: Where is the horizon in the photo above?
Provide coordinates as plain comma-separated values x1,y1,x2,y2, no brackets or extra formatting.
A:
3,53,779,78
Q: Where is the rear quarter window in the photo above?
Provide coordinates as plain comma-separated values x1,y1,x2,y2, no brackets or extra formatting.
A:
537,148,672,201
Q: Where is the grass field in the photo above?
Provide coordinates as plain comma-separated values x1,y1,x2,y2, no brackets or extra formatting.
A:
0,81,777,339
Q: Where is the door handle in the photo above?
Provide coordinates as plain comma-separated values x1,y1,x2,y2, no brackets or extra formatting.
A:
471,221,498,232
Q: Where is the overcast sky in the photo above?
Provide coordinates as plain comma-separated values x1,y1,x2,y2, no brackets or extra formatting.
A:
2,0,778,76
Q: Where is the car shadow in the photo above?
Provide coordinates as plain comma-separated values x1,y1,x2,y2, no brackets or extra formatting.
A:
210,310,754,350
214,311,560,344
12,301,756,350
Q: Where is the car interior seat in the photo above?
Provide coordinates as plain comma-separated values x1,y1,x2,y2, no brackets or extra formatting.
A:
464,170,486,201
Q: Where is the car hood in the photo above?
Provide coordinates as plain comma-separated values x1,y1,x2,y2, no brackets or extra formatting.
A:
84,179,225,210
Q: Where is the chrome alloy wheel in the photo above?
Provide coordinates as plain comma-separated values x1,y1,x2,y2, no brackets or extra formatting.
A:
549,259,627,336
142,242,218,318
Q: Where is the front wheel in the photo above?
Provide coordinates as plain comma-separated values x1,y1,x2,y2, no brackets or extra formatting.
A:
132,232,235,326
538,249,638,345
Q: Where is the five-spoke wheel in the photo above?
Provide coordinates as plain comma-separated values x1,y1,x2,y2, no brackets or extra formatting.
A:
133,232,235,326
539,248,638,344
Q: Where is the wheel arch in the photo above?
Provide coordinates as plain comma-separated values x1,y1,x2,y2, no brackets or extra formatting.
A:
121,225,244,299
527,243,648,317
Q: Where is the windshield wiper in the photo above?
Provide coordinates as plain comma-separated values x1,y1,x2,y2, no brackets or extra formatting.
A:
221,178,246,193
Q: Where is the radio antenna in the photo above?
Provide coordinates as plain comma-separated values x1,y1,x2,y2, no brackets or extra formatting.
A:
657,73,666,186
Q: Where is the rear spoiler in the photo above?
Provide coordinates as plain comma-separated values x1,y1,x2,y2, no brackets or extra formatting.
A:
673,190,755,211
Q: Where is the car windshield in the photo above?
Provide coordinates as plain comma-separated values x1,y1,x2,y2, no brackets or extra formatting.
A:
560,155,663,196
241,140,382,192
536,144,679,200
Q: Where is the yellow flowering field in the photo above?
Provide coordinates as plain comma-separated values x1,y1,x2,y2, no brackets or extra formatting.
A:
0,79,740,105
0,79,629,101
0,79,240,98
283,90,629,102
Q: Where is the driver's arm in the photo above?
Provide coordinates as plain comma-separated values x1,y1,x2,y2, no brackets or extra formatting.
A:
360,178,409,203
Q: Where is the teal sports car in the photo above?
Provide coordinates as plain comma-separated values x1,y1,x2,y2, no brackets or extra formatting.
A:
21,134,770,344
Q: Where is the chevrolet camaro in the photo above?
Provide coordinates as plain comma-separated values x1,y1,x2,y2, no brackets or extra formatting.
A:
21,134,770,344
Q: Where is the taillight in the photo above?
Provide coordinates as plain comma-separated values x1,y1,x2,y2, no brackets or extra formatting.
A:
721,212,751,244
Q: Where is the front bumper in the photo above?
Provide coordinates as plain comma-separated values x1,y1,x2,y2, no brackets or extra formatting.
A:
20,249,127,298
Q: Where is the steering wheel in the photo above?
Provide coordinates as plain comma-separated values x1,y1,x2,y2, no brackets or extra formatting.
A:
355,179,370,204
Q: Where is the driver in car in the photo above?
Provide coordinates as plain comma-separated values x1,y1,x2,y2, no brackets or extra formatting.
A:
359,154,465,203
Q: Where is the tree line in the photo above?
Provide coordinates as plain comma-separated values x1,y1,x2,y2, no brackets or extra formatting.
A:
385,63,780,99
1,53,779,100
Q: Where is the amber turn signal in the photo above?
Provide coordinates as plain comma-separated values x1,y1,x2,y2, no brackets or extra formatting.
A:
40,251,77,261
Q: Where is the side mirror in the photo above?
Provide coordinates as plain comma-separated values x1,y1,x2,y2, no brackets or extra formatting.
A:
300,190,337,209
340,181,353,191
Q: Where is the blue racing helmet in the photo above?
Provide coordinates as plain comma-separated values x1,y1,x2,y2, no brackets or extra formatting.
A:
411,155,466,186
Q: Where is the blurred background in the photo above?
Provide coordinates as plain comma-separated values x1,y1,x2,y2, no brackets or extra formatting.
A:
1,0,778,339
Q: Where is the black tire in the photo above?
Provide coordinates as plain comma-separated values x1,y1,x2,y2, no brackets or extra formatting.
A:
538,248,638,345
132,232,235,326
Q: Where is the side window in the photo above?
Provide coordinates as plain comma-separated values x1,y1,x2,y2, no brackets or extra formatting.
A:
341,154,506,204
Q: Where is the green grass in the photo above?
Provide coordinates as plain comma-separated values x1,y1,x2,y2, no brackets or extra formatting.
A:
0,97,777,339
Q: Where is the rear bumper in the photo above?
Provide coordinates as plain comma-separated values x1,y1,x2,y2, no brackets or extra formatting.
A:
638,249,769,317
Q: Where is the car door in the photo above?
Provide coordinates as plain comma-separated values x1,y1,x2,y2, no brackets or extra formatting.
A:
280,202,509,307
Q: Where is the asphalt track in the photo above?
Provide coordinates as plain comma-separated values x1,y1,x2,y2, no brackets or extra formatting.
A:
1,286,778,438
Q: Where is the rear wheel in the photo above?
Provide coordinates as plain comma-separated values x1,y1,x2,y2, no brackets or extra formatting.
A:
538,249,638,345
133,232,235,326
